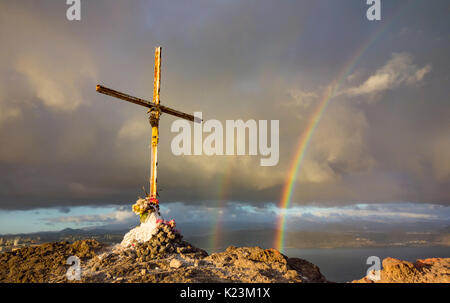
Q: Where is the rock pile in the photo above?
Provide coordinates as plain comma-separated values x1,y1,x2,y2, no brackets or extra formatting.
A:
135,225,179,259
131,224,205,261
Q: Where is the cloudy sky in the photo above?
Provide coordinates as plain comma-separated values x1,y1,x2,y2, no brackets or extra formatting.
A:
0,0,449,234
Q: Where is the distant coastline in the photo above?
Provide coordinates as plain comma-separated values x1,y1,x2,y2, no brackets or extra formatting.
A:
1,227,448,254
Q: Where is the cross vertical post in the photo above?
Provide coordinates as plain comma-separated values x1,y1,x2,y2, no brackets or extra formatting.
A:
150,47,162,199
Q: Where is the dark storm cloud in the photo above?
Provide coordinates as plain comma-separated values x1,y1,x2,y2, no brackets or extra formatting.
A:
0,0,449,210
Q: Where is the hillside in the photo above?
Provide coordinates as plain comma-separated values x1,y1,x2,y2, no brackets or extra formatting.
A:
2,238,449,283
0,239,327,283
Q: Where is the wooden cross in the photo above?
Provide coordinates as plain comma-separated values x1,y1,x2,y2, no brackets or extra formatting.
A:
96,46,201,199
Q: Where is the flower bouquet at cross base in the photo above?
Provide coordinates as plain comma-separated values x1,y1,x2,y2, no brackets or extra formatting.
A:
132,196,160,223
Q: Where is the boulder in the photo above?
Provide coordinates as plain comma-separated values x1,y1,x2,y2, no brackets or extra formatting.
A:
352,257,450,283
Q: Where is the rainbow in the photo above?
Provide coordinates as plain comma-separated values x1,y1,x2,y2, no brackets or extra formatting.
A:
273,12,404,252
209,159,233,252
274,85,334,252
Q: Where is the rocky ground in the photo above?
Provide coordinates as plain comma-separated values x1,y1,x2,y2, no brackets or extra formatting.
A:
0,239,103,283
0,225,327,283
1,229,448,283
353,257,450,283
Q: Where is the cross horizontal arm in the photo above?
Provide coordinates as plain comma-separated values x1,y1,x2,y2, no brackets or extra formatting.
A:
96,84,154,108
96,85,201,123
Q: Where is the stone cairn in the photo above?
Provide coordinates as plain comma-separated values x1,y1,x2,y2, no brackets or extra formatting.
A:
131,221,197,261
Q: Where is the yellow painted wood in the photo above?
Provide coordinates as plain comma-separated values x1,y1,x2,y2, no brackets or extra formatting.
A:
150,47,162,199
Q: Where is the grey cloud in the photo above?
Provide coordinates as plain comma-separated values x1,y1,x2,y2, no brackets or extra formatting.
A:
45,209,135,225
0,0,449,211
343,53,432,98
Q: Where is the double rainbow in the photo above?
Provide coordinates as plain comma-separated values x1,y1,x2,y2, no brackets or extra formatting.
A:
273,14,401,252
204,3,409,253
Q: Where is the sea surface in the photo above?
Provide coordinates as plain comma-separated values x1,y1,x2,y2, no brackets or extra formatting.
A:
283,246,450,282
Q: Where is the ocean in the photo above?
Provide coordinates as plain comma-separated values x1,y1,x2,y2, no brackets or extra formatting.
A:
283,246,450,282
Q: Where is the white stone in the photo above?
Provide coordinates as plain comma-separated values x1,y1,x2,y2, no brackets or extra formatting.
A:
120,212,160,247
